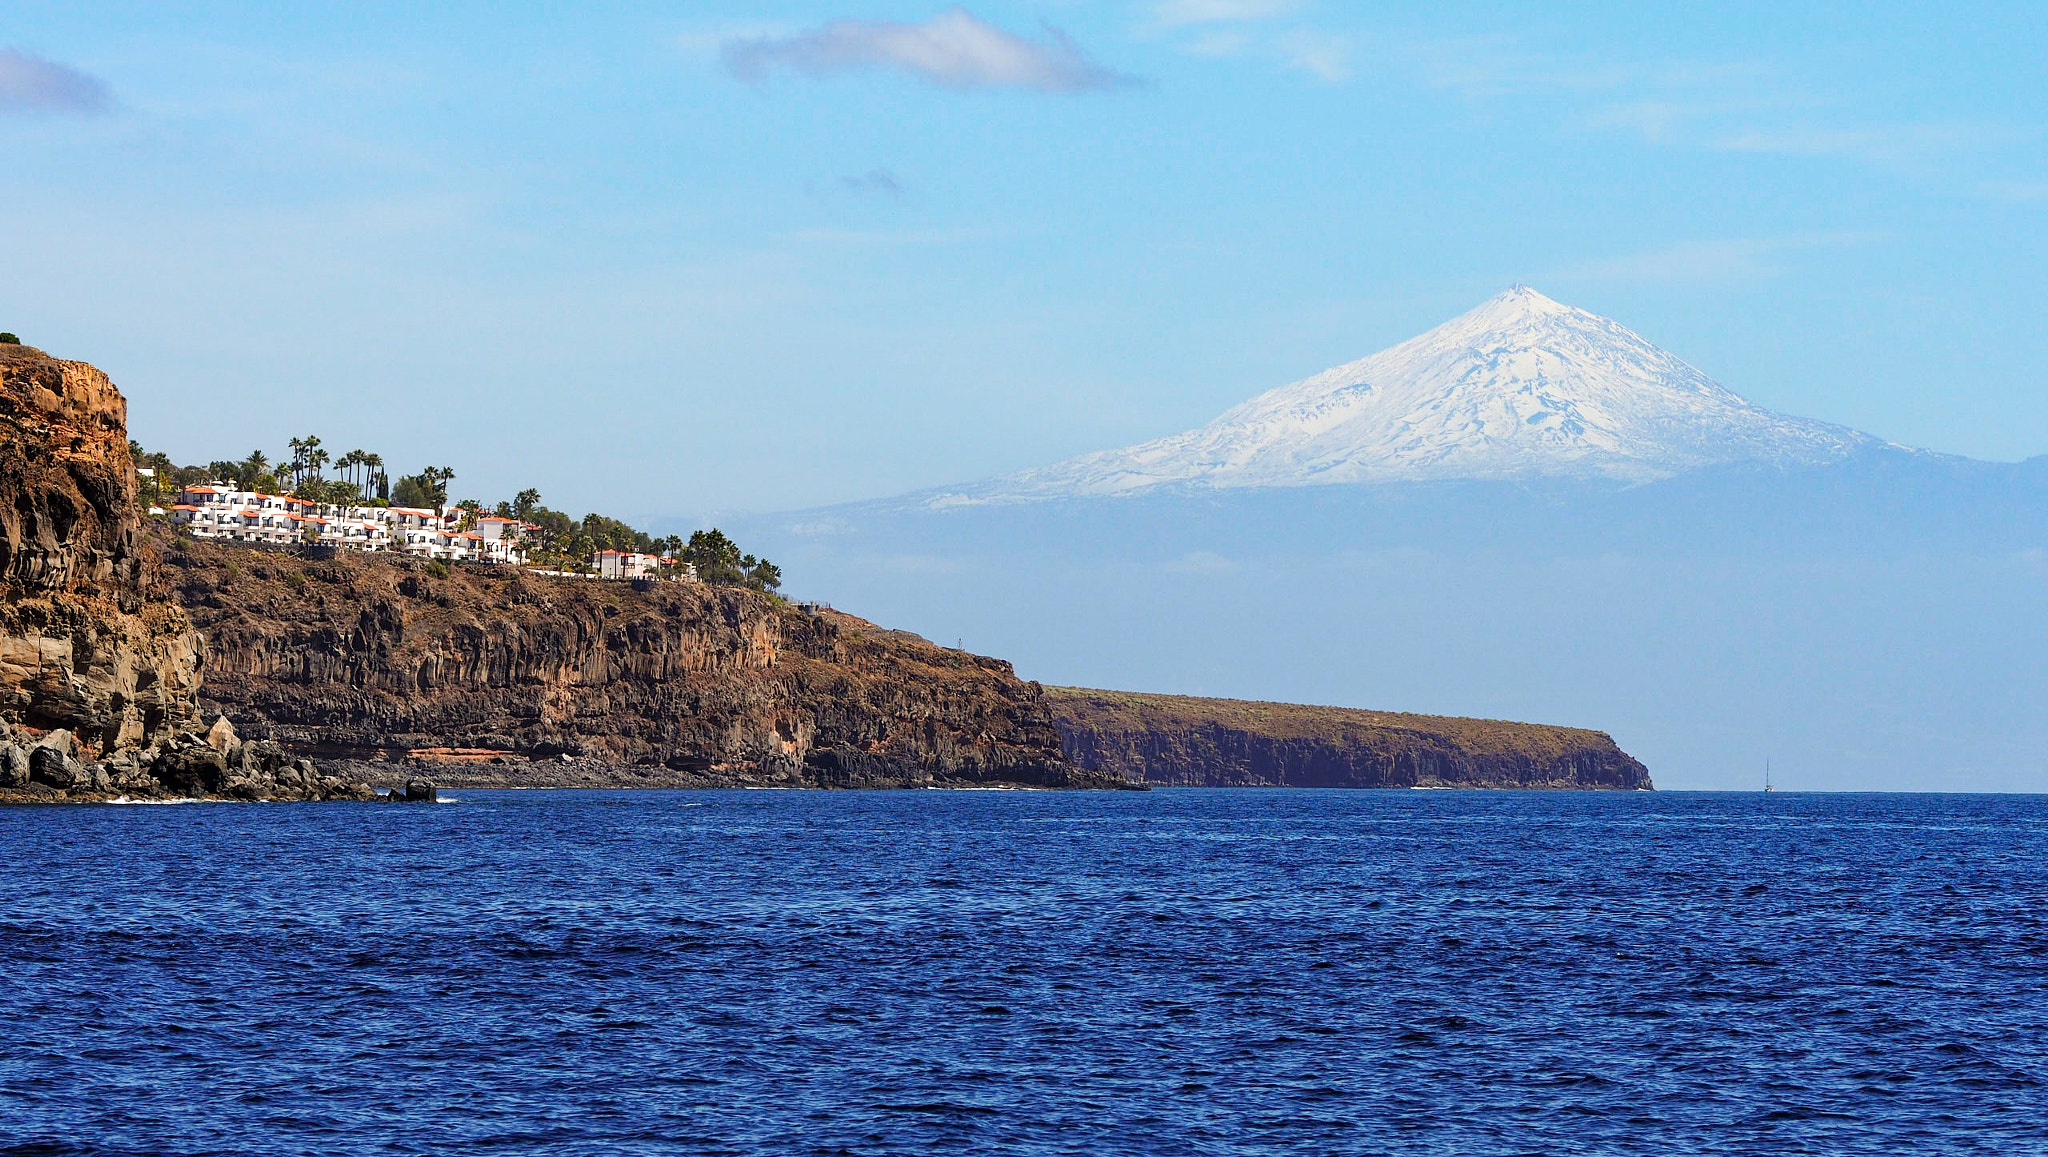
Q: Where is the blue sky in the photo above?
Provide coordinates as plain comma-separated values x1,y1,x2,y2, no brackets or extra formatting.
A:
5,2,2046,519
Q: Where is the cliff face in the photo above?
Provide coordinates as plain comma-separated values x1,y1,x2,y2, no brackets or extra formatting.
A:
0,345,201,756
158,531,1108,788
1047,688,1652,790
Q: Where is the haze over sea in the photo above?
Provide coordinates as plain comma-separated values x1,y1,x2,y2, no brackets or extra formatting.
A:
5,789,2044,1155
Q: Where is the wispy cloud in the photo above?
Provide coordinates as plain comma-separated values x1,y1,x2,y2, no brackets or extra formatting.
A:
1275,30,1350,82
1557,234,1875,286
1152,0,1302,27
1152,5,1349,83
0,48,110,114
1414,40,1772,105
723,9,1136,93
782,226,995,246
841,168,904,197
1712,122,2017,166
1412,38,2026,181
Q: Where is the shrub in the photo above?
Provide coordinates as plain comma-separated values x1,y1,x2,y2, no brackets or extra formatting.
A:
424,560,451,579
0,333,17,345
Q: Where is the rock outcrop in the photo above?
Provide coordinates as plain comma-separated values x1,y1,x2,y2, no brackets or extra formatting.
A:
0,344,202,754
156,529,1118,789
1046,687,1653,789
0,345,373,803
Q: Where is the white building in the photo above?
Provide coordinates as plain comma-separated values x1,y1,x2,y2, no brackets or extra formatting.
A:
169,484,574,570
171,484,516,561
596,550,661,580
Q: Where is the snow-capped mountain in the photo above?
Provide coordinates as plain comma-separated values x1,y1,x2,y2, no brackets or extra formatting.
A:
974,286,1885,499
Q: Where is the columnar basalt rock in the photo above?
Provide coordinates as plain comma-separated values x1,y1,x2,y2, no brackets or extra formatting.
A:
158,529,1112,789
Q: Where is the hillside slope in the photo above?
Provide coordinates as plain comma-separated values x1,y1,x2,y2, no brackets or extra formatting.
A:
157,528,1112,789
1047,687,1652,789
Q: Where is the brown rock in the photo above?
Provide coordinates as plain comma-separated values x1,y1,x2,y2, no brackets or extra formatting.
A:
1045,687,1653,789
205,715,237,753
157,528,1115,790
0,344,202,752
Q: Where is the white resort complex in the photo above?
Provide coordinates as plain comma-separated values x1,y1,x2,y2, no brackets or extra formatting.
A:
166,484,691,579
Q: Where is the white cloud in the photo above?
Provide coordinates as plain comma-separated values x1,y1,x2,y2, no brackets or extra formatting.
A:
722,9,1136,93
1713,122,2014,166
1182,30,1254,58
0,48,109,113
1152,0,1303,27
1276,30,1349,81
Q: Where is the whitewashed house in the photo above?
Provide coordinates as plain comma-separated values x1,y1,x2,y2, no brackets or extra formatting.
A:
596,550,660,580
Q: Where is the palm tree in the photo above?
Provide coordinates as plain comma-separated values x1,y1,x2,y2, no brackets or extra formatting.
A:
363,452,386,501
240,450,270,489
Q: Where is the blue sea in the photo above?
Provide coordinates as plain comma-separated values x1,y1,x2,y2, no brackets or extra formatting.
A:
3,789,2045,1155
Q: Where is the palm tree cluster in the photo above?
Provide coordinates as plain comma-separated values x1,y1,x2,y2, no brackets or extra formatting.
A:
134,434,419,508
131,437,781,592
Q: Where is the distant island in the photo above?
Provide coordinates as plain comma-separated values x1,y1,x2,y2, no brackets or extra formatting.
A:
1046,688,1650,790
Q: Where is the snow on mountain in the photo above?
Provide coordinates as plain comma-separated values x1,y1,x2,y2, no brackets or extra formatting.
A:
966,286,1885,501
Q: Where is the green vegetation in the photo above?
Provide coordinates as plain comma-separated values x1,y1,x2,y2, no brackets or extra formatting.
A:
132,436,781,591
0,333,18,345
676,528,781,591
391,466,454,510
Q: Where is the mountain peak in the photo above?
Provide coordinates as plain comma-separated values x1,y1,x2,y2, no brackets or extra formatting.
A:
971,289,1886,499
1452,283,1577,330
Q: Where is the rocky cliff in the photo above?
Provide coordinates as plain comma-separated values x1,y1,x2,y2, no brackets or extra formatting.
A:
156,530,1113,789
0,346,377,803
1046,687,1652,789
0,344,202,755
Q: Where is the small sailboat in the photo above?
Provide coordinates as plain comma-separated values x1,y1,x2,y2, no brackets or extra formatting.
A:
1764,758,1774,793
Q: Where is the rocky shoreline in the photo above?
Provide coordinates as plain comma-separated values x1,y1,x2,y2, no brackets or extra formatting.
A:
317,751,1143,792
160,528,1126,791
0,343,395,805
0,717,423,804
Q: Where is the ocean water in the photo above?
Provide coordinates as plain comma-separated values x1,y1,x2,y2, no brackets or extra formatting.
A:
2,790,2045,1156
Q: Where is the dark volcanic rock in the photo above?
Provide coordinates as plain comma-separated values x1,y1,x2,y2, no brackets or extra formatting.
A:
1046,687,1652,790
159,528,1120,790
29,742,84,790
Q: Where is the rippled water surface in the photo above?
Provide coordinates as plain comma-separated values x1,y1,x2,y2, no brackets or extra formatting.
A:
3,789,2046,1155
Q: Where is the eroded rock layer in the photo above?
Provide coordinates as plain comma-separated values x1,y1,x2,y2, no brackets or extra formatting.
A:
0,345,201,754
0,346,380,803
158,530,1111,789
1046,687,1652,789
